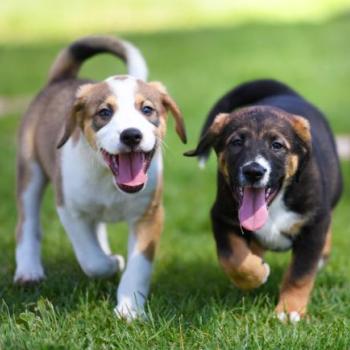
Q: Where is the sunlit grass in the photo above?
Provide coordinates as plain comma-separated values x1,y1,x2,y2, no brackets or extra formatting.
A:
0,11,349,349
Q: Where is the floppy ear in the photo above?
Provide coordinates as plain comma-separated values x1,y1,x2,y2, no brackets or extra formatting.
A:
148,81,187,144
290,115,312,180
291,115,311,146
184,113,230,157
56,84,92,149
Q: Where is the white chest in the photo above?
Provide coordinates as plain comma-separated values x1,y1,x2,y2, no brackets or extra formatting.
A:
253,191,303,251
60,139,161,223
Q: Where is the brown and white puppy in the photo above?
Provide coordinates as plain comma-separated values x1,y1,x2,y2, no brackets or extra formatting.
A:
15,36,186,321
185,79,342,323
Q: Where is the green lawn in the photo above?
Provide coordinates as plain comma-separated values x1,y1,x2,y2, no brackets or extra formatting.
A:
1,16,350,350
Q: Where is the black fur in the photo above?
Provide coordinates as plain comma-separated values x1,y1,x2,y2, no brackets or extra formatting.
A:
186,79,343,302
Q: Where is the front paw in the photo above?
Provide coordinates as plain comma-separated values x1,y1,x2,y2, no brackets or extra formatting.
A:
275,303,305,324
82,254,125,278
114,301,146,323
14,264,45,284
232,262,270,290
276,310,302,324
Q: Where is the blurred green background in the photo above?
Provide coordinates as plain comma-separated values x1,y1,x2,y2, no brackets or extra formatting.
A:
1,1,350,348
1,0,350,43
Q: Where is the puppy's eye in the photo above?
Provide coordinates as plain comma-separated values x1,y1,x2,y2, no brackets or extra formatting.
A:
97,108,113,119
231,138,243,147
272,141,284,150
141,105,154,116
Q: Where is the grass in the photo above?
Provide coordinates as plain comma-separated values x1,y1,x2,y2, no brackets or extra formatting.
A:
0,14,350,350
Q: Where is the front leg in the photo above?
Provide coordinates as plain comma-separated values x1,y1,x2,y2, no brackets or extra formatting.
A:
57,207,123,277
276,217,330,323
218,234,270,290
213,218,270,290
116,201,164,321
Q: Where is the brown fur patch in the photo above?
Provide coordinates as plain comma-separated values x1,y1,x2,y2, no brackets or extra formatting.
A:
275,266,315,316
321,225,332,260
83,121,98,150
135,179,164,260
57,82,113,149
285,219,307,236
141,81,186,143
286,154,299,179
210,113,230,135
290,115,311,144
219,234,268,290
218,152,229,178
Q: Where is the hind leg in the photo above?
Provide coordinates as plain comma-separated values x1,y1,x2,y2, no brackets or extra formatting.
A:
15,161,47,283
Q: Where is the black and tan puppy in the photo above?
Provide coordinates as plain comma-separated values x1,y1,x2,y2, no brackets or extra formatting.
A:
185,79,342,323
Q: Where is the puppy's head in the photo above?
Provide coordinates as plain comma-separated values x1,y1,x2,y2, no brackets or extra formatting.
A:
58,76,186,194
185,106,311,231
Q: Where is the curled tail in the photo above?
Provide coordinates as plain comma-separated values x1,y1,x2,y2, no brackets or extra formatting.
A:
48,35,148,84
196,79,298,166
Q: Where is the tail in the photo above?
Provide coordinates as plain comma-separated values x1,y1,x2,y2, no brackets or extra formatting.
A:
197,79,298,166
47,35,148,84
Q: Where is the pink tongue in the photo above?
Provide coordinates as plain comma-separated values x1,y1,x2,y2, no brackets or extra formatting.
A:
238,187,268,231
116,152,147,187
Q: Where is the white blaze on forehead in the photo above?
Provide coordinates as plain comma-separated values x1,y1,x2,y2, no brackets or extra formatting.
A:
97,76,156,154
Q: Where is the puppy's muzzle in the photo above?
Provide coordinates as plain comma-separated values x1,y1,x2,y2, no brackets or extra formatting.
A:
120,128,143,148
242,162,267,185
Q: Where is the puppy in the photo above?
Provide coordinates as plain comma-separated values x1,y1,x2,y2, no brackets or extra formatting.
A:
185,79,342,323
15,36,186,321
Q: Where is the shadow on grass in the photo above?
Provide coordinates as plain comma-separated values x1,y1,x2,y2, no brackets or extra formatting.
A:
0,256,120,316
0,243,346,323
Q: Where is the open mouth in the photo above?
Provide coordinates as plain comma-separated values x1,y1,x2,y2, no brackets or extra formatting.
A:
237,185,280,232
101,148,155,193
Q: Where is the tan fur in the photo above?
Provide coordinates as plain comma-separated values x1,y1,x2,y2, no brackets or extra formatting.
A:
218,152,229,178
57,82,112,149
291,115,311,144
83,122,98,150
146,81,186,143
284,217,308,237
219,234,268,290
135,180,164,260
286,154,299,179
321,225,332,261
210,113,230,135
136,81,187,143
275,265,316,317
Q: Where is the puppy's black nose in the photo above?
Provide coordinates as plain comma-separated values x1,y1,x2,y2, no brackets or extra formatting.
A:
120,128,143,147
242,162,266,182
